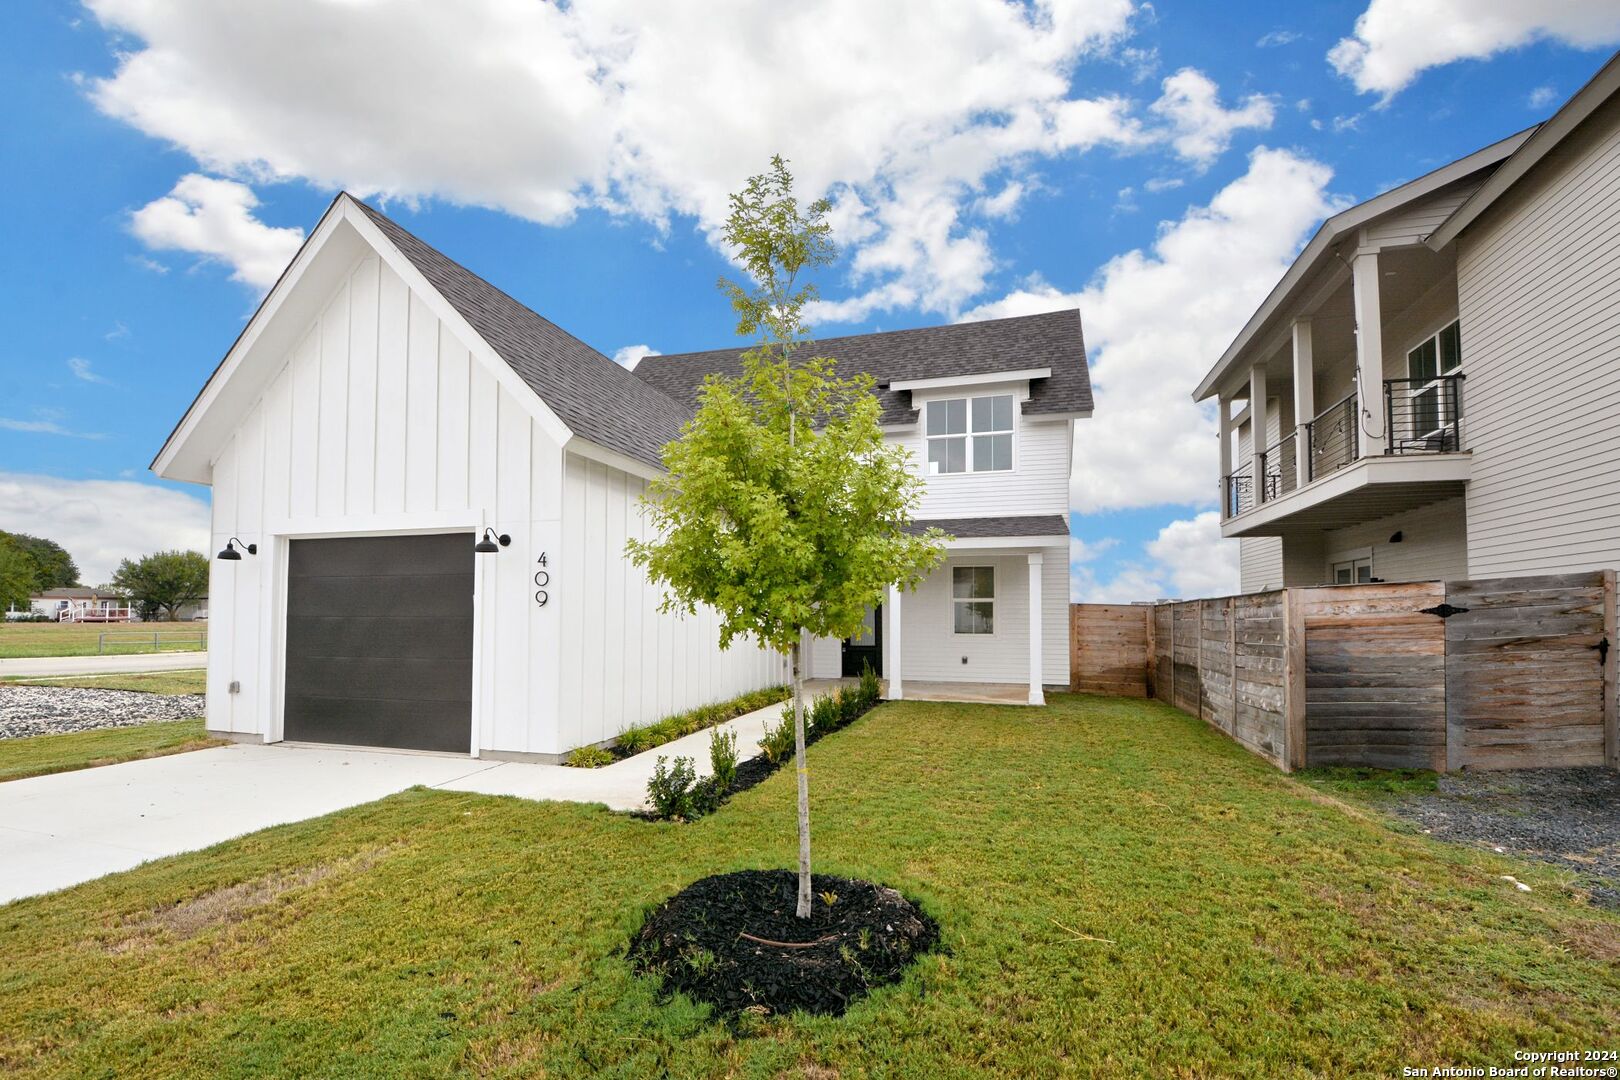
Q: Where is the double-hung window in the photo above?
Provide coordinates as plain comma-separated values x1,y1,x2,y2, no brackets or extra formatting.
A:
1405,320,1462,447
952,566,995,634
926,394,1013,474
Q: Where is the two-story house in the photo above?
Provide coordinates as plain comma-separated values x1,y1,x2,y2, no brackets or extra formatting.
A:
1194,53,1620,592
154,193,1088,762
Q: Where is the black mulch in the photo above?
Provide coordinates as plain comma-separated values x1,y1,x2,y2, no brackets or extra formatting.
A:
1384,767,1620,908
628,869,939,1018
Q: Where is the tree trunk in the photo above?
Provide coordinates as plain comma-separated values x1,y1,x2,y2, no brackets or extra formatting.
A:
791,636,812,918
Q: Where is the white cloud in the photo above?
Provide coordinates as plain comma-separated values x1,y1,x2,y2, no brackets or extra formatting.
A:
1150,68,1275,166
83,2,1274,322
1527,84,1559,109
67,357,111,385
1072,512,1238,602
612,344,660,369
1329,0,1620,99
1256,30,1301,47
0,473,211,586
0,416,107,440
1142,176,1183,193
963,146,1341,514
129,174,305,290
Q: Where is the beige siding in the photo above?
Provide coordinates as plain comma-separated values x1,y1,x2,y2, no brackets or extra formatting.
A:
1321,497,1469,583
1458,92,1620,577
1240,537,1284,592
1363,177,1482,248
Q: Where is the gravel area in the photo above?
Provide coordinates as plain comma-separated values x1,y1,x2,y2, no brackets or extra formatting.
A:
1386,767,1620,908
0,686,206,741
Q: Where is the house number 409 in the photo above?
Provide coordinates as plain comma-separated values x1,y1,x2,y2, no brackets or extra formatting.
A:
534,552,551,608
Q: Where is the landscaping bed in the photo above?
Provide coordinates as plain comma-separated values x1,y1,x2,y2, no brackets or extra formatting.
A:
0,685,207,740
629,869,938,1018
566,685,789,768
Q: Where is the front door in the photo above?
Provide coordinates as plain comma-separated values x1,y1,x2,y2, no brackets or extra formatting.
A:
841,604,882,677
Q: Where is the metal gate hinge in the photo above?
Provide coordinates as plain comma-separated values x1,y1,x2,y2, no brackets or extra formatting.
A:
1419,603,1470,619
1597,637,1610,666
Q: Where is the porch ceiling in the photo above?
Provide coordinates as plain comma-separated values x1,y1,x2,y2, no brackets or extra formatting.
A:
1222,454,1470,537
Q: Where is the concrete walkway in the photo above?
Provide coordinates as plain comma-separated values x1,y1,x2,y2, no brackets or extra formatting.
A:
0,697,787,904
0,652,208,679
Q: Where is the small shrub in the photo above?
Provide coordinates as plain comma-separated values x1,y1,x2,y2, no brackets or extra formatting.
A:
709,727,738,791
859,662,880,705
811,693,839,736
566,745,614,768
759,711,796,765
647,756,699,820
618,726,655,755
837,687,862,725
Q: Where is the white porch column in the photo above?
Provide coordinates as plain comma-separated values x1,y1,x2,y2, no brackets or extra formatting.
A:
1351,251,1388,456
1248,363,1268,500
1027,553,1044,706
1291,317,1314,483
1218,395,1233,517
886,582,903,700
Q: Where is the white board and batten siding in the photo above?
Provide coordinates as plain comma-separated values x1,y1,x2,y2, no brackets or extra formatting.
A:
1457,91,1620,579
207,252,779,757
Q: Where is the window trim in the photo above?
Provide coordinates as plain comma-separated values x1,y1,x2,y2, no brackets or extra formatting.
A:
951,564,996,636
1406,318,1462,380
924,393,1017,476
1331,557,1372,585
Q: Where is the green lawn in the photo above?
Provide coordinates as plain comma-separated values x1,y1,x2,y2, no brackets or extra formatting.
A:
1,669,208,695
0,622,206,659
1,695,1614,1077
0,719,221,783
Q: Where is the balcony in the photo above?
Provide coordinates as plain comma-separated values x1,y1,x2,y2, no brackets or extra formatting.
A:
1220,375,1469,537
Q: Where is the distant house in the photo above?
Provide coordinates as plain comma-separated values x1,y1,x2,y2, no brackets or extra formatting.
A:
153,193,1087,761
29,587,132,623
1194,53,1620,591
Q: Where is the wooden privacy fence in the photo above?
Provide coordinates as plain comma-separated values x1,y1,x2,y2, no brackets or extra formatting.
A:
1069,570,1619,772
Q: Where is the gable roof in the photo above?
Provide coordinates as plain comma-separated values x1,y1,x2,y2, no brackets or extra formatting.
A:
350,199,691,469
632,309,1091,426
1426,50,1620,251
1191,126,1535,402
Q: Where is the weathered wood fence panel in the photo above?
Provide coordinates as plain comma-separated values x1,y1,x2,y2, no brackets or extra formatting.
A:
1070,604,1149,697
1299,582,1447,770
1445,572,1610,770
1070,569,1619,773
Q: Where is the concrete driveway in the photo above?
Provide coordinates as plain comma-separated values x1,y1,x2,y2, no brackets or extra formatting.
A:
0,698,782,904
0,652,208,679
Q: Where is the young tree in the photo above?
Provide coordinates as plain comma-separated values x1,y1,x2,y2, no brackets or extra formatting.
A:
111,550,209,622
628,157,946,917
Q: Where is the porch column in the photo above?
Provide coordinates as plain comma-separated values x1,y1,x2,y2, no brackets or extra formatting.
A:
886,582,903,700
1351,251,1389,455
1291,317,1314,483
1218,396,1233,518
1248,363,1268,499
1027,553,1045,706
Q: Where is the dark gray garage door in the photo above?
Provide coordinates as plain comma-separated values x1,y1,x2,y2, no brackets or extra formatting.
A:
284,533,474,753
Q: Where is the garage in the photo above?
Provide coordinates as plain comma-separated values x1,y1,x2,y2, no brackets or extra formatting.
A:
283,533,474,753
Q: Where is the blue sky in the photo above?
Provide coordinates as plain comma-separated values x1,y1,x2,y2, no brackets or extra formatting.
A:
1,1,1615,587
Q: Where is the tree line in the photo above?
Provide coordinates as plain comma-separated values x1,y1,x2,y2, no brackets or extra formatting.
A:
1,531,208,622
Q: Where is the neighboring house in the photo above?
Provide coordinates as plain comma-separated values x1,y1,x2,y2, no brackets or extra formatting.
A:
637,314,1087,702
28,587,133,622
1194,54,1620,592
153,194,1088,761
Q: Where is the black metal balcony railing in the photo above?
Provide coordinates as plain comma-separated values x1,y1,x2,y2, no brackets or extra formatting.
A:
1259,434,1298,502
1224,461,1254,518
1386,374,1463,454
1305,391,1358,484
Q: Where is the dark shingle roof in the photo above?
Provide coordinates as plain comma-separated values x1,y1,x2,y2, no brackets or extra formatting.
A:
633,310,1091,426
904,515,1069,538
353,197,691,469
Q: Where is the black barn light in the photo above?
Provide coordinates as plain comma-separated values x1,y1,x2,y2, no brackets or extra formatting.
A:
475,527,510,554
217,537,257,561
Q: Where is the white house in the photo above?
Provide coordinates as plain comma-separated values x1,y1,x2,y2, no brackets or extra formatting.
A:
154,194,1088,760
1194,53,1620,591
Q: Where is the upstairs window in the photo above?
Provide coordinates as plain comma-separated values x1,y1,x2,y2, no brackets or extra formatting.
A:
926,393,1014,474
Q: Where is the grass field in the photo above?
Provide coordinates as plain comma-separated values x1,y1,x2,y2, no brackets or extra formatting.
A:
0,719,220,784
0,622,207,659
1,695,1614,1077
1,669,208,695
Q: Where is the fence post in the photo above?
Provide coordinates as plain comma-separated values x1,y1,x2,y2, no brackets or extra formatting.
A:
1604,569,1617,770
1143,604,1156,699
1283,588,1307,772
1228,596,1237,725
1196,599,1206,720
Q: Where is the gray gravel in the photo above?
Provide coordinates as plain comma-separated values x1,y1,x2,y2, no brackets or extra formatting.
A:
0,685,206,741
1385,767,1620,908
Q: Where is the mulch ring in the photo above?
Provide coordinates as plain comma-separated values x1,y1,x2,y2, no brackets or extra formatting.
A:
628,869,939,1018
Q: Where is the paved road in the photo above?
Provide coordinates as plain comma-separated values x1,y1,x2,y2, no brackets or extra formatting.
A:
0,652,208,679
0,698,781,904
